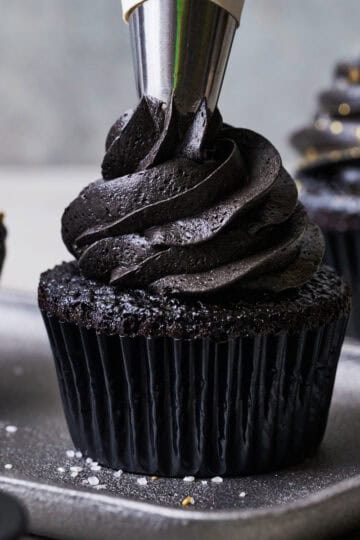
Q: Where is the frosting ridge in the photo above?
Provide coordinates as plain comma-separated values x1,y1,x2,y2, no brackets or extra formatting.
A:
62,97,324,295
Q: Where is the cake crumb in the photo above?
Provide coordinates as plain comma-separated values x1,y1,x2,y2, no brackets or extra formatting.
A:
182,496,195,507
88,476,99,486
70,471,79,478
70,466,83,473
5,426,17,434
94,484,107,490
183,476,195,483
86,458,93,464
91,464,101,472
201,480,208,485
137,477,148,486
211,476,223,484
66,450,75,458
57,467,65,473
75,451,83,458
114,470,123,478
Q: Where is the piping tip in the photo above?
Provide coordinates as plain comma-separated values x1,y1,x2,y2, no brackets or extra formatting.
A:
122,0,245,113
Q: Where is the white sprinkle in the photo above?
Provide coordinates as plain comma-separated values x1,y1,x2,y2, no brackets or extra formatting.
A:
75,451,83,459
183,476,195,483
211,476,223,484
137,477,148,486
5,426,17,434
240,491,246,498
81,479,88,485
70,466,83,473
57,467,65,473
70,471,79,478
88,476,99,486
201,480,208,485
114,470,123,478
85,458,93,464
189,496,195,505
91,464,101,471
4,464,13,470
66,450,75,458
94,484,107,490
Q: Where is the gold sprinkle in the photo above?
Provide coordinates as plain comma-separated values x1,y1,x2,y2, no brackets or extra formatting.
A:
330,121,343,135
355,127,360,140
295,179,302,194
182,496,195,507
151,476,158,481
350,147,360,157
330,150,342,161
305,147,318,160
338,103,351,116
349,67,360,84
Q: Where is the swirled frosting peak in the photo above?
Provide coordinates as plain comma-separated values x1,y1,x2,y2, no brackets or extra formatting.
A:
291,55,360,230
62,97,324,296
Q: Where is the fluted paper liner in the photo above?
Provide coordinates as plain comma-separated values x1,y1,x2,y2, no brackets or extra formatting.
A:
42,314,348,477
325,230,360,340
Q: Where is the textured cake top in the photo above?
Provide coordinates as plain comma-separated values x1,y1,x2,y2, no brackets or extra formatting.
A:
39,262,350,339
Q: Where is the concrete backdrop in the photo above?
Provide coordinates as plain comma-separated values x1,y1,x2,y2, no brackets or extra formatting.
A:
0,0,359,166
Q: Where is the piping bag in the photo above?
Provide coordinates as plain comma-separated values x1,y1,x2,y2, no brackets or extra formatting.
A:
121,0,245,114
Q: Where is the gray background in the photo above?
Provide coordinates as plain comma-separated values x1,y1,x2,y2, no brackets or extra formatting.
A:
1,0,360,167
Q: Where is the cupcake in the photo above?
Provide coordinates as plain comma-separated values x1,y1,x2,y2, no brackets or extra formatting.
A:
291,55,360,339
39,97,350,477
0,212,6,277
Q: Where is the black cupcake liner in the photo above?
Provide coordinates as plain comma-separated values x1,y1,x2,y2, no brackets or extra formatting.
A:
42,313,348,477
324,230,360,340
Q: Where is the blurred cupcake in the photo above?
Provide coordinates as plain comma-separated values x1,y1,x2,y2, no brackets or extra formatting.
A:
0,213,6,277
39,97,350,477
291,55,360,339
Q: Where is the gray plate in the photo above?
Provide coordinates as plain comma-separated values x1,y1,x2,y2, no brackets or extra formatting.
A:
1,290,360,540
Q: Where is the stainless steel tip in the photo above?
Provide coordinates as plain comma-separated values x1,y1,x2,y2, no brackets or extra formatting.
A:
126,0,244,113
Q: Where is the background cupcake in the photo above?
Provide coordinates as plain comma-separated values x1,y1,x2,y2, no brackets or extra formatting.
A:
291,55,360,339
39,96,350,477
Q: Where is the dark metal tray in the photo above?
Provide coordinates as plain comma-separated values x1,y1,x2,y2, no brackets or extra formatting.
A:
1,290,360,540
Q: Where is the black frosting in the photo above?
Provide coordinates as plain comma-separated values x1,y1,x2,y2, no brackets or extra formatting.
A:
0,213,6,276
291,56,360,230
62,97,324,296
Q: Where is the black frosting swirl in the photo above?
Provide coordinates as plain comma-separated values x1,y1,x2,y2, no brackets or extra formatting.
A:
291,55,360,229
62,97,323,296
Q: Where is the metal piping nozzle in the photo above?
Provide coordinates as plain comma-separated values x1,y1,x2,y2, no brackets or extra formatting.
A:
124,0,244,113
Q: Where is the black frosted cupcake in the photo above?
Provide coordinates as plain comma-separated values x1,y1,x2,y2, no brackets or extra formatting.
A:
39,98,350,477
291,56,360,339
0,213,6,277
